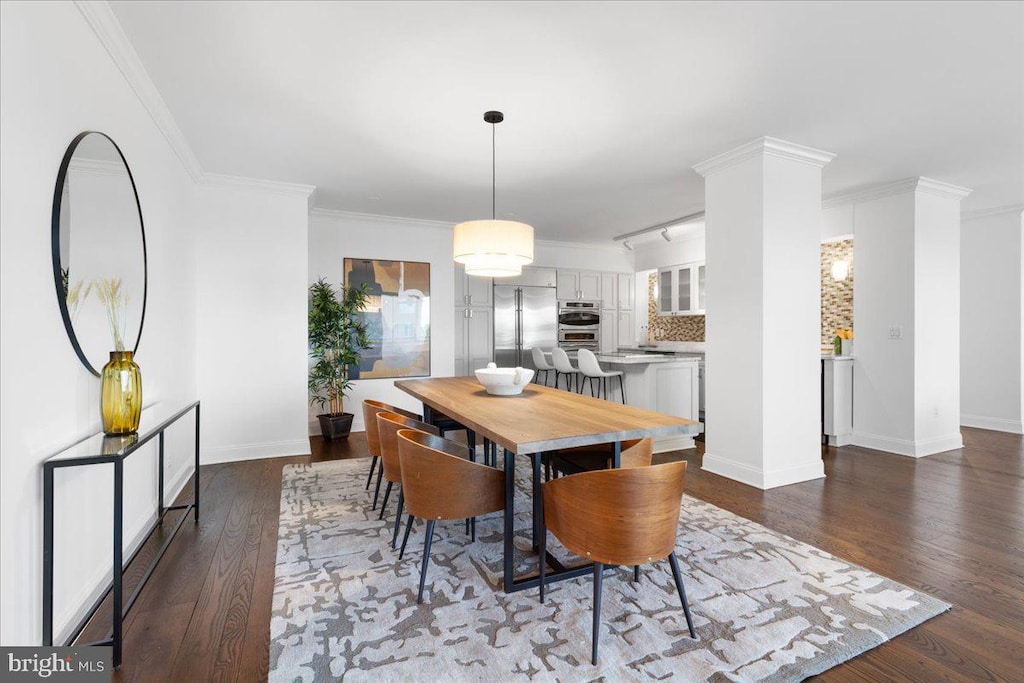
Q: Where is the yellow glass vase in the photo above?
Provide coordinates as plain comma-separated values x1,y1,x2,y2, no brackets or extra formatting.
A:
101,351,142,435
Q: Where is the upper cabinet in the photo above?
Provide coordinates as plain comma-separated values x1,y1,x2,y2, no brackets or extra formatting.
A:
503,266,556,288
657,261,705,316
556,270,601,300
455,263,493,307
599,273,633,311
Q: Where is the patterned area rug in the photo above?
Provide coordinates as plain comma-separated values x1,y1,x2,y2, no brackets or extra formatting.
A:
270,458,948,682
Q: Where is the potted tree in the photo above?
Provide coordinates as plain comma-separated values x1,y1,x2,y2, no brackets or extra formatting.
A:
308,277,372,439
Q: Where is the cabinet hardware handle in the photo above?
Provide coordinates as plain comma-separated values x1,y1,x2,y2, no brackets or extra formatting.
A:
469,309,474,318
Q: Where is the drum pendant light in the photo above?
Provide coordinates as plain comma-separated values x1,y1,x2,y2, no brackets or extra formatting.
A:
453,111,534,277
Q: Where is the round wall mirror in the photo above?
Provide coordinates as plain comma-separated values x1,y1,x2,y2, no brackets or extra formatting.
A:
52,132,147,376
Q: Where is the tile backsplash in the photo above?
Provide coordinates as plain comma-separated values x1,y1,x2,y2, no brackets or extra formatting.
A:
644,240,854,347
821,239,854,346
646,273,705,342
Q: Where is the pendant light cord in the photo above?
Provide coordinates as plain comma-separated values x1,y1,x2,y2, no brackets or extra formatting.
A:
491,121,496,220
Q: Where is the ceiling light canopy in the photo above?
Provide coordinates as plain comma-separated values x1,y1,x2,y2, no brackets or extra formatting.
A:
453,111,534,278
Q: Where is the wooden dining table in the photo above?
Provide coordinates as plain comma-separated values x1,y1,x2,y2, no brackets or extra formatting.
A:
394,375,703,593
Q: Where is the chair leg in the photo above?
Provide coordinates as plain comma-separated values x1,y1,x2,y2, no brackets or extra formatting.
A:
418,519,436,604
592,562,604,665
634,565,640,583
392,488,404,549
365,456,378,490
471,516,476,542
669,552,697,639
378,481,393,520
372,468,384,510
399,514,414,560
620,375,626,404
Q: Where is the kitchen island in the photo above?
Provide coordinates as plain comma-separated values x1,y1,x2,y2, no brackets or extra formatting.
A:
594,353,701,452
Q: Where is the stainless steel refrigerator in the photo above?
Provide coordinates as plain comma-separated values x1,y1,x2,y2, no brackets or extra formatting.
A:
493,284,558,370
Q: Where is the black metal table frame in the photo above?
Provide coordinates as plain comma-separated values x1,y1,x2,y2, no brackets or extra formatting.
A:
42,401,200,668
421,403,620,594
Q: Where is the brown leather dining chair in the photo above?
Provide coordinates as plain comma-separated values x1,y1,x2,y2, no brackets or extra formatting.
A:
375,412,440,550
396,429,505,604
539,460,696,665
362,400,421,510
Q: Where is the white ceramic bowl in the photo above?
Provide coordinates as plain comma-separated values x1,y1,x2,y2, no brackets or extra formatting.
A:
474,365,535,396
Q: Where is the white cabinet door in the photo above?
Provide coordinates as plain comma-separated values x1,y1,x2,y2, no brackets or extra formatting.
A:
616,310,634,347
676,265,693,314
579,271,601,300
617,273,633,311
466,272,492,307
454,263,466,306
657,268,674,315
600,273,617,311
556,271,579,300
600,314,616,353
453,307,468,375
466,306,493,372
696,263,706,313
654,363,699,420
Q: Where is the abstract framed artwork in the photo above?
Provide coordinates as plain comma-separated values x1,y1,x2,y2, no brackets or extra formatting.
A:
343,258,430,379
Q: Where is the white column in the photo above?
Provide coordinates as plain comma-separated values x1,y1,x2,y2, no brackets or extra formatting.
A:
960,206,1023,433
694,137,835,489
848,178,972,456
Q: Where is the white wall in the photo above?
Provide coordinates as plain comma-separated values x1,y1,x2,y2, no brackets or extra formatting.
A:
822,202,855,241
195,182,312,462
308,211,457,432
0,1,197,644
632,229,706,272
961,208,1024,432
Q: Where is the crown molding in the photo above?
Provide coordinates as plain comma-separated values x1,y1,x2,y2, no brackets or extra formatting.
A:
309,207,456,229
536,238,631,252
693,137,836,177
75,0,203,182
200,172,315,198
961,203,1024,221
823,177,972,208
68,158,126,177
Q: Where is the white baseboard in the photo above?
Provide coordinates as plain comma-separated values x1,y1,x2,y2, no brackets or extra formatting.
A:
960,414,1024,434
203,438,310,464
701,454,825,490
851,431,963,457
828,434,854,447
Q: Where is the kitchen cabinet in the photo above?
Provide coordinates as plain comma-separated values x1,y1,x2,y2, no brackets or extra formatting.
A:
502,266,556,288
556,270,601,300
600,314,616,354
617,273,634,311
600,273,617,311
657,261,705,316
454,263,493,307
822,357,853,446
454,306,493,377
616,310,634,348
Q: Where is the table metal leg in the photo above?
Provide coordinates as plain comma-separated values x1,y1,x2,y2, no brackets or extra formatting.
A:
503,448,515,591
43,465,54,646
422,404,433,425
194,403,201,522
531,452,542,550
467,430,476,462
158,431,165,520
113,459,124,668
612,440,621,469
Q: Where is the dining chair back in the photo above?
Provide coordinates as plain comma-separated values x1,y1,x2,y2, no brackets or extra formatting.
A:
539,460,696,663
361,400,421,507
397,429,505,603
548,437,653,478
375,412,440,548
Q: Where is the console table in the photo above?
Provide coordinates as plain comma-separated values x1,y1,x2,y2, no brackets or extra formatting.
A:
42,400,200,668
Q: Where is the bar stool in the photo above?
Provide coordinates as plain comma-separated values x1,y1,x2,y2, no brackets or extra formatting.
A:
577,349,626,403
551,347,582,393
530,346,556,387
361,400,421,510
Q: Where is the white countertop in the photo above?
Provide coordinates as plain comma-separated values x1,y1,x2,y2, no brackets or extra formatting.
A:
595,353,699,365
618,341,707,353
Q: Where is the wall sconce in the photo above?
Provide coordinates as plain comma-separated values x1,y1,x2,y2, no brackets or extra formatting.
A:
831,260,850,281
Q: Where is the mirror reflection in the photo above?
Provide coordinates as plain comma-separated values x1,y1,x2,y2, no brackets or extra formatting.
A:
54,132,147,375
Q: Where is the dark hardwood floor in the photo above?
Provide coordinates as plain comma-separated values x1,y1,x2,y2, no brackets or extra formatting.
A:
80,428,1023,682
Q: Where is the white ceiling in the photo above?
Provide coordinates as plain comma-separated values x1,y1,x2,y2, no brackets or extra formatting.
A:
109,1,1023,242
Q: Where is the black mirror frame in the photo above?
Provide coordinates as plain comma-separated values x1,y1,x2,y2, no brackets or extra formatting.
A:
51,131,148,377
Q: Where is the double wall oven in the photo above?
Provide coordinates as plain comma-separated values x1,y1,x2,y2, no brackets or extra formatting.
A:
558,300,601,355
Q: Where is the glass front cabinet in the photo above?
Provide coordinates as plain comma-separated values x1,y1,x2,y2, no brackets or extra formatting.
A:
656,261,706,316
